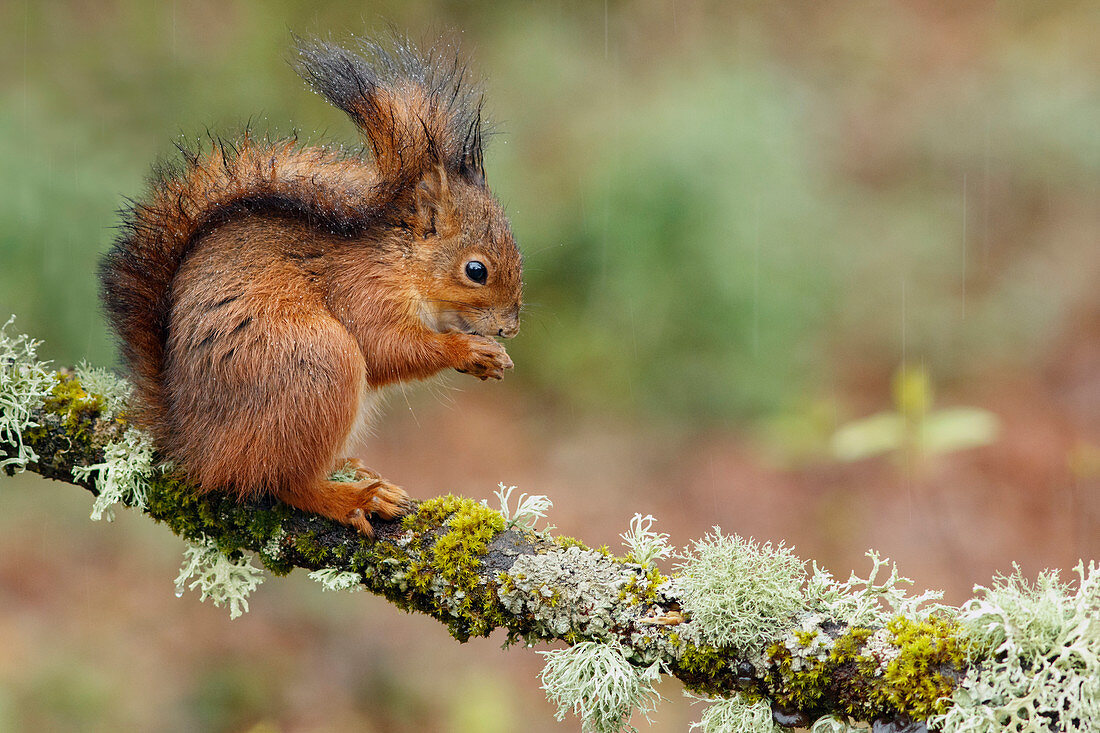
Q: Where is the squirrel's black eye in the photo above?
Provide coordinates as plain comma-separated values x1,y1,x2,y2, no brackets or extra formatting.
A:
465,260,488,285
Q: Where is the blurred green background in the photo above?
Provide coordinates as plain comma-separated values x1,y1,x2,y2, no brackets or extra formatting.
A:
1,1,1098,731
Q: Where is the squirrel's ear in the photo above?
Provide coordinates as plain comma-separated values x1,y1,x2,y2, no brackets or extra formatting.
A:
412,164,452,238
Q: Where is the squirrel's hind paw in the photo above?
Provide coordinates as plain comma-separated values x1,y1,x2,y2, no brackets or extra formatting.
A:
341,479,413,537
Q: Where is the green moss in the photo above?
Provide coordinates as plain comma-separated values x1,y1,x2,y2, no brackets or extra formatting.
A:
143,472,301,575
769,640,828,713
22,424,47,443
794,629,819,646
43,375,104,445
292,531,328,565
677,642,737,697
829,627,880,718
829,626,872,663
43,374,97,413
554,535,588,550
497,571,517,596
880,616,967,718
765,618,967,723
619,565,667,607
429,498,505,586
397,495,509,641
769,627,876,718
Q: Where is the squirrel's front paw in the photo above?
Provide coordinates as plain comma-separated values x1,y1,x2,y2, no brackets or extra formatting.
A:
454,335,514,381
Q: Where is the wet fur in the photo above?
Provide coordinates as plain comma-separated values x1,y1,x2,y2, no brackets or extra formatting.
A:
99,36,522,534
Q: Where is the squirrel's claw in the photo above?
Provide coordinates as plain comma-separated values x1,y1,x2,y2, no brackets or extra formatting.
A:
338,478,413,538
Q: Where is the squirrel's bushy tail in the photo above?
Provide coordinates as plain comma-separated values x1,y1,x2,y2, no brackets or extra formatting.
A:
100,34,488,441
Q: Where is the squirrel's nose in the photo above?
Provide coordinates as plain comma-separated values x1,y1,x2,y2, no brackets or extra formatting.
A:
497,308,520,338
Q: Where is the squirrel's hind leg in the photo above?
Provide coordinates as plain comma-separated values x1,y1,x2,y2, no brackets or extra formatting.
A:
163,300,410,535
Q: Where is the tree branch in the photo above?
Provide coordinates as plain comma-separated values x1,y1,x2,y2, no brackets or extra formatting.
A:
2,344,1095,732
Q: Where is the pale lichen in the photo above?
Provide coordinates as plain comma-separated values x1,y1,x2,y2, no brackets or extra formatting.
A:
540,641,663,733
73,426,157,521
7,333,1094,730
928,561,1099,732
258,527,289,566
675,529,805,650
308,568,364,592
501,546,637,639
174,536,265,620
0,316,55,472
810,714,868,732
73,362,132,420
327,460,361,483
807,550,950,627
620,513,672,568
688,695,785,733
483,482,554,532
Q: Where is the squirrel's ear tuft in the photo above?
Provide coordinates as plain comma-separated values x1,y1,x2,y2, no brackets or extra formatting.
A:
292,34,489,187
458,102,486,186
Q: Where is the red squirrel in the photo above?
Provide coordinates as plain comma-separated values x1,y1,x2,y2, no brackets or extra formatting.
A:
99,36,522,536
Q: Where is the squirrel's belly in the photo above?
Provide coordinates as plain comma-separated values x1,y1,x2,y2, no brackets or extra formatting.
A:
340,378,388,455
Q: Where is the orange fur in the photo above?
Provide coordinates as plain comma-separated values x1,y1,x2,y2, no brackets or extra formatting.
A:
100,37,522,536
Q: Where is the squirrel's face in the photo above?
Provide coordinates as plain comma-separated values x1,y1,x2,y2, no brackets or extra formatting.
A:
409,177,522,339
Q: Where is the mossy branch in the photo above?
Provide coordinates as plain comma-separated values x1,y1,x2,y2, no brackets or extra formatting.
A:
2,335,1096,732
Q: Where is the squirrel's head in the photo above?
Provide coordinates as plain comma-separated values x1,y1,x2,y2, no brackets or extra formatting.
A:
295,35,522,338
406,166,522,339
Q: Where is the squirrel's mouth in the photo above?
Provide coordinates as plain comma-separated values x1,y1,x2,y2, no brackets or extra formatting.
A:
450,315,481,335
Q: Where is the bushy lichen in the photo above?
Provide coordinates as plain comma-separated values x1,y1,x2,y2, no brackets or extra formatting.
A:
688,695,785,733
9,339,1096,732
810,715,868,732
73,425,157,521
928,562,1100,732
175,536,265,619
540,641,662,733
807,551,949,627
327,460,362,483
73,362,132,419
0,317,56,472
308,568,364,592
676,529,806,650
